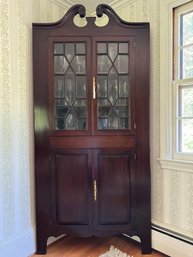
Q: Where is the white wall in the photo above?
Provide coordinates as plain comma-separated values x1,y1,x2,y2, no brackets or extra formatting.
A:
0,1,68,256
0,0,193,256
0,0,35,256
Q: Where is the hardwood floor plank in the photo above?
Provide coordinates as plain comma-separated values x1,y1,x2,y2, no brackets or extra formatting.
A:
30,235,168,257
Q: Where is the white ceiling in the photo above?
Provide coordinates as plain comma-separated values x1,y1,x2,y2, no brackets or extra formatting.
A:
65,0,113,14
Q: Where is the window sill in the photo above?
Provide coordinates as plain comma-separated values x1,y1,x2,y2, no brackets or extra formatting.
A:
158,158,193,173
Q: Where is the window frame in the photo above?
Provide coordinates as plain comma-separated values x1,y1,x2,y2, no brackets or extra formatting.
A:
173,1,193,160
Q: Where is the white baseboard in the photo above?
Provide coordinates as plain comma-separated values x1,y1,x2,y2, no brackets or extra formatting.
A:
0,227,64,257
0,227,36,257
152,229,193,257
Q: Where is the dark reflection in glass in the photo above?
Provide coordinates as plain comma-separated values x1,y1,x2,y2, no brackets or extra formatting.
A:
97,76,107,98
55,118,65,130
98,118,108,129
55,99,69,118
78,119,86,129
76,76,86,98
73,100,86,118
119,118,128,129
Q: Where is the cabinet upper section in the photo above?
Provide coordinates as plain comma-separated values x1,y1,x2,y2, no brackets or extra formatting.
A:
33,5,150,138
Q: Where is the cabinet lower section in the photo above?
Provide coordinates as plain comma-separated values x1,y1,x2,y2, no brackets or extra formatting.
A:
35,148,151,255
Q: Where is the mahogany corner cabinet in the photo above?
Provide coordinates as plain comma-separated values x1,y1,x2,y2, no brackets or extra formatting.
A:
33,4,151,255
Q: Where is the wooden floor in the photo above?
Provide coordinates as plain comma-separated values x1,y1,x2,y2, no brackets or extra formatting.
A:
30,235,168,257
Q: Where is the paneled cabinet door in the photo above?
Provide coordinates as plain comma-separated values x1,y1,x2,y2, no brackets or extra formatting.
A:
50,149,93,236
93,149,136,235
49,148,135,236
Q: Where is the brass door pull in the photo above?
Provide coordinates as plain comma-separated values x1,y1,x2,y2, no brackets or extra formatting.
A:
93,77,96,99
93,179,97,201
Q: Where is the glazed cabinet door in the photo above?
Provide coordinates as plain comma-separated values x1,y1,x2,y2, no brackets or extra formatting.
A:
50,149,93,236
93,37,135,135
93,149,136,235
48,37,92,135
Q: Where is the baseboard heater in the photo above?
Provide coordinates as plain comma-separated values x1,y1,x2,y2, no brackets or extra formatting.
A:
151,224,193,246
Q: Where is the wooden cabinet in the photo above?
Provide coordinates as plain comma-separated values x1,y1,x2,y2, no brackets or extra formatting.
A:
33,4,151,255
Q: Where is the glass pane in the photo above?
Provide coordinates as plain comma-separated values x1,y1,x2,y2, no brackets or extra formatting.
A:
55,100,69,118
180,11,193,46
97,55,111,73
78,119,86,130
73,99,86,118
76,76,86,98
98,118,108,129
180,46,193,79
65,68,75,105
108,110,119,129
108,43,117,62
114,55,129,73
119,75,129,97
54,56,68,74
71,56,85,74
66,111,78,130
76,43,85,54
55,118,65,130
178,119,193,152
54,43,64,54
98,99,111,117
119,43,128,54
115,99,128,118
55,76,64,97
97,76,107,98
119,118,128,129
65,43,75,62
108,68,118,105
97,43,107,54
178,86,193,117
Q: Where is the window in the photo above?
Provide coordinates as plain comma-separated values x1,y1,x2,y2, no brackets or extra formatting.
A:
173,1,193,158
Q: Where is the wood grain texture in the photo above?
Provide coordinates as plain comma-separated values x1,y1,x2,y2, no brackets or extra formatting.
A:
30,235,168,257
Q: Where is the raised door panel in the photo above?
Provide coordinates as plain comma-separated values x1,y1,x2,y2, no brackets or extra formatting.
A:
93,149,135,234
50,149,92,227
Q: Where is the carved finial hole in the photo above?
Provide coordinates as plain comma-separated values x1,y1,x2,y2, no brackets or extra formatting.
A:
73,14,87,27
95,14,109,27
